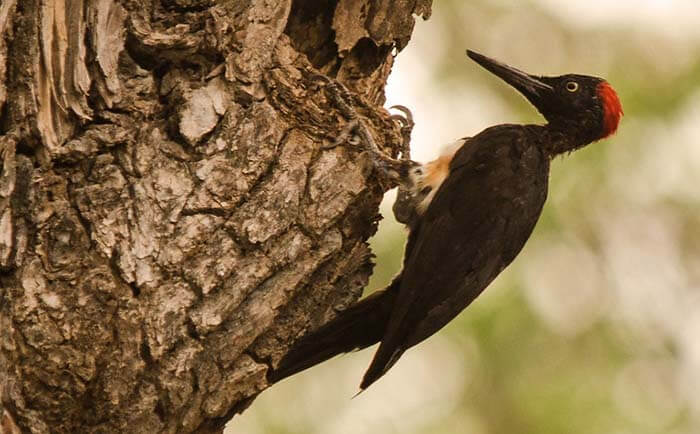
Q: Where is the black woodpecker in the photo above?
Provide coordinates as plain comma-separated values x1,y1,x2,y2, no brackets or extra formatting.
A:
270,49,623,392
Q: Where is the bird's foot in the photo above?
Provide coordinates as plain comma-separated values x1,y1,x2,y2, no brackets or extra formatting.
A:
389,104,414,161
312,74,420,188
387,105,424,225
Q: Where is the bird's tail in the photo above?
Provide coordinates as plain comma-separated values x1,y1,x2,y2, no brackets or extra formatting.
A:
268,277,400,384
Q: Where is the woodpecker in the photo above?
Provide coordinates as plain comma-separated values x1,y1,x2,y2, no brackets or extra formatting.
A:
270,49,623,391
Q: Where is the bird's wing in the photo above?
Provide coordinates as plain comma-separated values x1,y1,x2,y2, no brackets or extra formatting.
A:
360,125,549,389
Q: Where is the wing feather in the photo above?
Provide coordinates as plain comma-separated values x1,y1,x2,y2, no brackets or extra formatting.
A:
361,125,549,389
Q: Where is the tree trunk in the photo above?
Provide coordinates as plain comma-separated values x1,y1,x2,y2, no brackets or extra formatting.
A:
0,0,431,432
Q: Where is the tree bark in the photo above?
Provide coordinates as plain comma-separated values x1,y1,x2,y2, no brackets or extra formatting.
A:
0,0,431,432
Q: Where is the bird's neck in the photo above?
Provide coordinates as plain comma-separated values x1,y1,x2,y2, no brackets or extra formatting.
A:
537,121,599,158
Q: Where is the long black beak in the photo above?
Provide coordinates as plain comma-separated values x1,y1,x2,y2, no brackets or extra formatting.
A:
466,50,552,100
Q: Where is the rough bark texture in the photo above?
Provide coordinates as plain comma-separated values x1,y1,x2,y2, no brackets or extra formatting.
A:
0,1,431,433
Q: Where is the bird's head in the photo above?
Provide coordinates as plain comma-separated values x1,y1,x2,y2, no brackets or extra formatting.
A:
467,50,623,153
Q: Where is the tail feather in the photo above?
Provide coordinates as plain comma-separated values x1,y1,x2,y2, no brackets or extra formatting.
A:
268,277,400,384
359,346,404,390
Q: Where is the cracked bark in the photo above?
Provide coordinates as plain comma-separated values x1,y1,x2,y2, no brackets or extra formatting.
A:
0,0,431,433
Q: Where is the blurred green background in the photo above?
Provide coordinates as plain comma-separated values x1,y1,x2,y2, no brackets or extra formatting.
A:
234,1,700,433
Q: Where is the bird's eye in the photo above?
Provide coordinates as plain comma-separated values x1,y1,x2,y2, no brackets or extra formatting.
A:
566,81,579,92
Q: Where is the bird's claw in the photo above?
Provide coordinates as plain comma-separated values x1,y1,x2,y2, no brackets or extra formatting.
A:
311,72,418,189
389,105,414,129
321,119,361,150
389,105,414,160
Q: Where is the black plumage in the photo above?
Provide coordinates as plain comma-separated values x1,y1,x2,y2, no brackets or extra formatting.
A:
270,49,623,391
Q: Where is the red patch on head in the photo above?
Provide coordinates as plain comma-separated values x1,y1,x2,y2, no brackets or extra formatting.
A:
597,81,623,139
